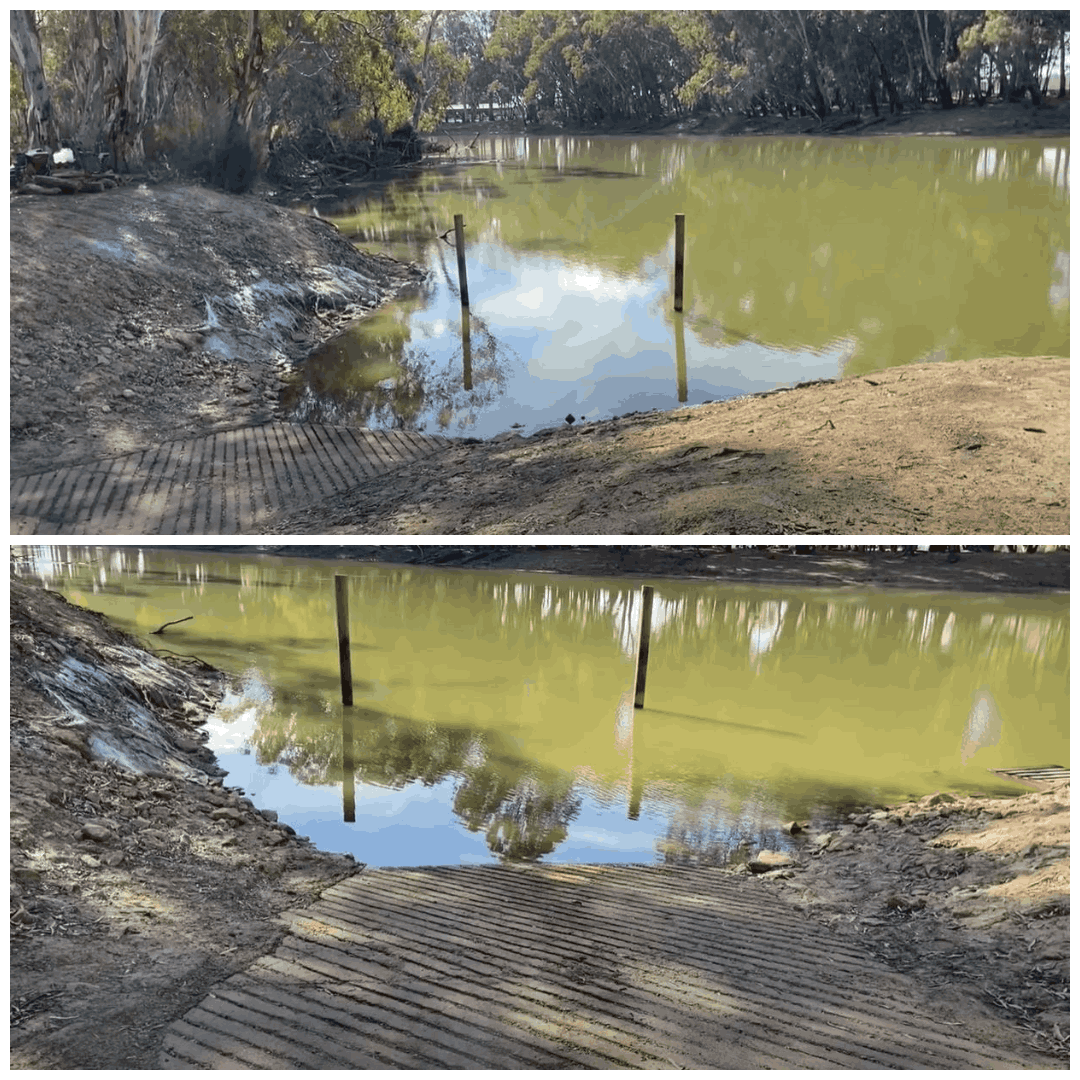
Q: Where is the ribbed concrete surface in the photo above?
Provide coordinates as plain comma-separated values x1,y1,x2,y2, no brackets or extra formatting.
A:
10,422,448,535
160,864,1037,1070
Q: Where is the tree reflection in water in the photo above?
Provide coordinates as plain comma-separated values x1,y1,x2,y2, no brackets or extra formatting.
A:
453,764,581,862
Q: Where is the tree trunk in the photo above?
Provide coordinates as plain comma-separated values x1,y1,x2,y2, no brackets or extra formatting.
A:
10,10,59,150
74,11,117,151
233,9,265,134
410,10,441,131
868,38,904,114
1058,27,1067,98
109,10,163,170
914,11,953,109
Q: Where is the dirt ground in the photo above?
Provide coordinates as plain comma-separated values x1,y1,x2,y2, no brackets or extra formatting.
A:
9,181,422,477
9,559,1069,1068
10,109,1069,535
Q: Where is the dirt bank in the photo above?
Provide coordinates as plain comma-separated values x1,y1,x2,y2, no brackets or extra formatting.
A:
268,356,1068,535
10,181,422,477
666,98,1071,140
10,581,359,1069
181,543,1071,594
751,781,1069,1061
437,99,1070,142
9,574,1068,1067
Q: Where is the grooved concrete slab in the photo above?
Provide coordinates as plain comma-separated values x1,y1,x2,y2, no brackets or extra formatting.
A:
160,864,1043,1070
10,423,449,535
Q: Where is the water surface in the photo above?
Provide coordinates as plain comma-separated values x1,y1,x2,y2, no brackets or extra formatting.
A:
286,135,1069,439
18,546,1069,867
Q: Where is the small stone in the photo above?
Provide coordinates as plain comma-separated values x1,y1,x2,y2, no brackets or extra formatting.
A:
121,388,135,399
80,823,112,842
748,849,796,873
211,806,245,826
79,854,101,868
781,820,805,835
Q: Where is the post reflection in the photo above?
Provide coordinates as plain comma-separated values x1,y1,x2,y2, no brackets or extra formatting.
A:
673,312,688,402
462,307,473,390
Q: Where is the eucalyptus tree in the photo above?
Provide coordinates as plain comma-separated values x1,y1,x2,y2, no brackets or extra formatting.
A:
9,9,57,149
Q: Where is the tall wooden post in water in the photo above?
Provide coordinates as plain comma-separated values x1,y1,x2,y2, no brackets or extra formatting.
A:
334,575,356,821
335,575,353,707
633,586,655,710
454,214,470,309
674,214,686,313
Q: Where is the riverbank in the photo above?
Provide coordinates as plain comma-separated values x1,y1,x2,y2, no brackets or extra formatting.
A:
435,99,1070,143
179,544,1071,594
10,182,423,477
9,576,1069,1067
268,355,1068,535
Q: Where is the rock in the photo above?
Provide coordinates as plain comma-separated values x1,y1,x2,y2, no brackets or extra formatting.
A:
80,823,112,842
928,792,957,806
884,895,925,913
748,849,796,873
80,854,101,868
851,814,870,827
210,806,245,826
781,820,805,835
54,728,92,759
259,809,279,823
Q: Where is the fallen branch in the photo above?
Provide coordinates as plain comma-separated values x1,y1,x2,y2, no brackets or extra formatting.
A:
151,615,194,635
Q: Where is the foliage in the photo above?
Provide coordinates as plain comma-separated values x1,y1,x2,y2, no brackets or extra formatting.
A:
10,9,471,161
483,9,1068,128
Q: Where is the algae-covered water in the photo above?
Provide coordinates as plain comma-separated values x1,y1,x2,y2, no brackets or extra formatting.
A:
16,546,1069,867
287,135,1069,439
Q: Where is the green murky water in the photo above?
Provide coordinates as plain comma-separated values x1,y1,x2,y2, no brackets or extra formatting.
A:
288,135,1069,438
16,547,1069,866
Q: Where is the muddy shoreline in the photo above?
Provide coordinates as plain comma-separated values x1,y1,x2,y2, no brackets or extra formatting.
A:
174,544,1070,594
10,574,1069,1067
435,99,1070,142
263,355,1069,535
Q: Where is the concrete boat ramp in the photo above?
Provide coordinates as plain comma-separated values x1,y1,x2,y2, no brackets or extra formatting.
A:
160,864,1042,1069
10,422,448,535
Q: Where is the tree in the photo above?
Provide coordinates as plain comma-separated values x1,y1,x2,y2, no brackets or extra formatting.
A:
109,10,163,167
10,10,57,150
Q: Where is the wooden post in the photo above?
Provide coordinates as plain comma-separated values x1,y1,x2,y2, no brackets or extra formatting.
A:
461,307,473,390
334,575,353,708
674,213,685,313
633,586,654,710
454,213,470,309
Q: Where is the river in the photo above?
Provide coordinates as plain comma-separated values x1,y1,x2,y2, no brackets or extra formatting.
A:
15,546,1069,868
283,133,1069,440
